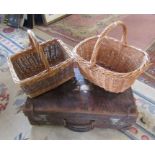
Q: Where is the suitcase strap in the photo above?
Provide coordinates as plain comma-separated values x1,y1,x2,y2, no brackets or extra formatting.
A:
64,120,94,132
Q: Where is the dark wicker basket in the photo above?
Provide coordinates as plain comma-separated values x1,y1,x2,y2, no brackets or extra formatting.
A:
8,30,74,98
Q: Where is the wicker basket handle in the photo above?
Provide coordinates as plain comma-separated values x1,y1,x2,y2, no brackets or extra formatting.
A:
90,21,127,67
27,30,50,70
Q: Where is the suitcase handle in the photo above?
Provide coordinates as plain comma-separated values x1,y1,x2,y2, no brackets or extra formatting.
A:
64,120,94,132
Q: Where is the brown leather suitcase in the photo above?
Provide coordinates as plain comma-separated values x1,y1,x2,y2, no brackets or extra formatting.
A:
23,68,138,132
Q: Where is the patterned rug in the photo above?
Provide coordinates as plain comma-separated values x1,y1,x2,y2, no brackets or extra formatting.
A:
0,23,155,140
36,14,126,46
36,14,155,49
139,41,155,88
0,25,29,72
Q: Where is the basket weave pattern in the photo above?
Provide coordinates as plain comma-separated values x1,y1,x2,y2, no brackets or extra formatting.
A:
73,21,150,93
8,30,74,98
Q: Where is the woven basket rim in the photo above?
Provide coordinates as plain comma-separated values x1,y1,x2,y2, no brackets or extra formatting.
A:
8,39,74,84
73,35,150,76
8,57,73,84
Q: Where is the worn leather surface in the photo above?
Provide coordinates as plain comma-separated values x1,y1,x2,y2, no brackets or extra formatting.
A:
23,68,137,131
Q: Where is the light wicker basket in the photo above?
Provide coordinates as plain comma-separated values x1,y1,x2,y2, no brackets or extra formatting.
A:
8,30,74,98
73,21,151,93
